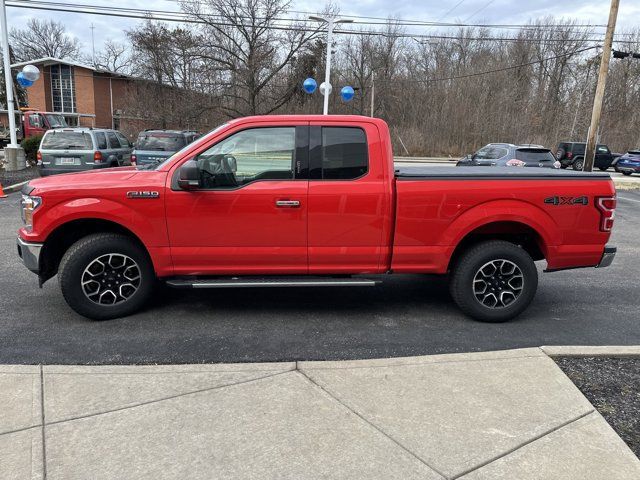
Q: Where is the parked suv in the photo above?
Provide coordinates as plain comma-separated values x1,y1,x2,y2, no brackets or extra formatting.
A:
614,149,640,175
457,143,560,168
38,128,133,176
555,142,616,171
132,130,199,166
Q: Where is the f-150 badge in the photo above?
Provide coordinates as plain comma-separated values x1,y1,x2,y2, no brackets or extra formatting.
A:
544,196,588,206
126,191,160,199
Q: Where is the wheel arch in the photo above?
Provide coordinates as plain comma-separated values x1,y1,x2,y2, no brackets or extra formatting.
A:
39,218,150,285
447,220,549,272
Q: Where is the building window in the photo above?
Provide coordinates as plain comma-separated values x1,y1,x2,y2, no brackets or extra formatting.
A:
50,64,76,113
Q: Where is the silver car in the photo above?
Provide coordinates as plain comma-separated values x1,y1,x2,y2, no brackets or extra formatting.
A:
38,128,133,176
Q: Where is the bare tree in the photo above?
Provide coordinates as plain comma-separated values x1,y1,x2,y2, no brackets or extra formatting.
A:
94,41,133,73
181,0,318,116
10,19,81,61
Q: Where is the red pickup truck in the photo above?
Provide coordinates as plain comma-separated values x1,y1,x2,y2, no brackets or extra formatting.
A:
17,115,617,322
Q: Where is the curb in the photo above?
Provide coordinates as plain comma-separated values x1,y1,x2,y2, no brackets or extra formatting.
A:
1,179,29,194
540,346,640,357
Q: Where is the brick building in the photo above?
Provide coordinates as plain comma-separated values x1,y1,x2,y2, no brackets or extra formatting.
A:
3,57,223,140
6,57,134,131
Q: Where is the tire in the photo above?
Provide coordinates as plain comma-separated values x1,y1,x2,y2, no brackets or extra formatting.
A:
555,148,565,160
572,157,584,171
598,167,608,171
58,233,155,320
622,171,632,176
449,240,538,323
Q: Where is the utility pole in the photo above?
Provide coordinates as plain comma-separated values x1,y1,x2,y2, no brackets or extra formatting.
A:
309,15,353,115
90,24,96,67
370,79,375,117
583,0,619,171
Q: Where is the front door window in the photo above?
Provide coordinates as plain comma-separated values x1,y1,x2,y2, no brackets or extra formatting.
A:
195,127,295,189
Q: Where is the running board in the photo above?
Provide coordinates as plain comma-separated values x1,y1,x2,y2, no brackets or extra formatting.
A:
165,277,381,289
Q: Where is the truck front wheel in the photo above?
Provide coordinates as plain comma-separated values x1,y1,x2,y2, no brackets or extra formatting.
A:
58,233,155,320
449,240,538,322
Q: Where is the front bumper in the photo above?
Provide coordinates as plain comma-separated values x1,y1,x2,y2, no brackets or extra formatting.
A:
16,237,42,273
616,164,640,173
596,245,616,268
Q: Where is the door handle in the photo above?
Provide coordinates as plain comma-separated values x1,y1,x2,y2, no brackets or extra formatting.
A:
275,200,300,208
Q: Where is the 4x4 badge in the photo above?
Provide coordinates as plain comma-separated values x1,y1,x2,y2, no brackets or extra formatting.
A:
544,196,588,206
127,191,160,199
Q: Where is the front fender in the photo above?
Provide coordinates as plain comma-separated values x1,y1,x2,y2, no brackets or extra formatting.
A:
23,196,169,247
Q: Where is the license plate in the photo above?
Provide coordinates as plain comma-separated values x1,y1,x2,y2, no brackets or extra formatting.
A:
58,157,78,165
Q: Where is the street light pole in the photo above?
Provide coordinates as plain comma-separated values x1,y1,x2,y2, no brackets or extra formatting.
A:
309,15,353,115
0,0,18,147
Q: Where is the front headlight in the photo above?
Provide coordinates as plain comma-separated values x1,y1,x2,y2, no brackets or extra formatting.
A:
20,194,42,230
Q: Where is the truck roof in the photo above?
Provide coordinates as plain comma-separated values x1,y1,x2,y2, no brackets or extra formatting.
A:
226,114,389,126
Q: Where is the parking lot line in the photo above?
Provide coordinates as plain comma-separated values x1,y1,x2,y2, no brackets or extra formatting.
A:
617,195,640,204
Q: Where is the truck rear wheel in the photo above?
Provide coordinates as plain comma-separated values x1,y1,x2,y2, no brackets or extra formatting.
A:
58,233,155,320
449,240,538,322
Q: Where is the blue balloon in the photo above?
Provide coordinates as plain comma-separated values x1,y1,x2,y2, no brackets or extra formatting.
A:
340,86,355,102
303,77,317,94
16,72,34,88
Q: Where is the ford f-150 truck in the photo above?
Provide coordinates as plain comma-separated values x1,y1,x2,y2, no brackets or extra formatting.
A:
16,115,617,322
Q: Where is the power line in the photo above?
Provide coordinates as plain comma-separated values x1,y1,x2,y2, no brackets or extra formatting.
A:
437,1,467,22
464,0,496,22
395,45,601,83
166,0,612,29
7,0,637,44
16,0,621,31
11,43,601,88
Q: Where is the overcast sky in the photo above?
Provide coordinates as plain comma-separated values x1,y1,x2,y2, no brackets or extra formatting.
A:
6,0,640,59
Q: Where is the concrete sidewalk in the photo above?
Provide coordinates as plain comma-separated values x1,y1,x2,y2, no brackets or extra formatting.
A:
2,348,638,480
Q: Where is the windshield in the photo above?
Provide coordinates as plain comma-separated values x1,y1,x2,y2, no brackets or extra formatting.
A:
141,123,229,170
45,114,67,128
515,149,555,162
136,133,186,151
41,131,93,150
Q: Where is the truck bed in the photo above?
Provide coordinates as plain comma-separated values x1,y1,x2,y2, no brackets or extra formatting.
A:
394,166,612,180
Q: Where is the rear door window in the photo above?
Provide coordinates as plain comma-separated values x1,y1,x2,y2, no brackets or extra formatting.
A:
41,132,93,150
473,146,508,160
321,127,368,180
106,132,120,149
115,132,131,148
516,149,555,162
572,144,585,155
94,132,108,149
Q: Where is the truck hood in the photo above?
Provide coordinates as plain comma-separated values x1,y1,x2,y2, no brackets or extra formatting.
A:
28,167,139,193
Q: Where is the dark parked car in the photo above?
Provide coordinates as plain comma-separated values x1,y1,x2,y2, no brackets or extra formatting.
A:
555,142,616,171
614,149,640,175
37,128,133,176
132,130,199,166
457,143,560,168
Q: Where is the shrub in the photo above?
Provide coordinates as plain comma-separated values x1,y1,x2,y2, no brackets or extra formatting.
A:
21,134,43,166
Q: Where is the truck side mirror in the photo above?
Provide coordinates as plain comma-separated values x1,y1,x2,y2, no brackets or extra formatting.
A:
177,160,201,190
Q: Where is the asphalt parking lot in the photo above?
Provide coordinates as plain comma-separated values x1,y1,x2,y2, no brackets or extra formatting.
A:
1,189,639,365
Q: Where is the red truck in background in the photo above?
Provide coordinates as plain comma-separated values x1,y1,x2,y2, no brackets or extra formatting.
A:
1,109,68,146
16,115,617,322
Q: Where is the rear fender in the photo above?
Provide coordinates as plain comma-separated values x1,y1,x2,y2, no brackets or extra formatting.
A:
443,199,559,254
